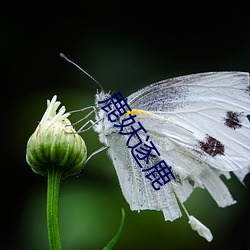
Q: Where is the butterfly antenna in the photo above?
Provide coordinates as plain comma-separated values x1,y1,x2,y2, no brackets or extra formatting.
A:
60,53,104,91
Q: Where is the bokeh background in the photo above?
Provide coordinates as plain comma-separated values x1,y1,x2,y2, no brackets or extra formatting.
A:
2,1,250,250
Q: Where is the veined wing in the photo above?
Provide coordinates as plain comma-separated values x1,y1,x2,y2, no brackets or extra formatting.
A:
129,113,237,208
127,72,250,173
106,130,182,221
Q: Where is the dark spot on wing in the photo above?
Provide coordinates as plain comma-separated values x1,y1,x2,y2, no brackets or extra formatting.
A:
224,111,243,130
187,177,195,187
246,84,250,94
174,173,182,184
199,135,225,157
247,115,250,122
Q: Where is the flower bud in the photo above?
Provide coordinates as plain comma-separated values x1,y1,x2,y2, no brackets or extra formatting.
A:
26,95,87,178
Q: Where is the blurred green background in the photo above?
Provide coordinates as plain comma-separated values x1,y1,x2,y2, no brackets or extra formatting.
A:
2,1,250,250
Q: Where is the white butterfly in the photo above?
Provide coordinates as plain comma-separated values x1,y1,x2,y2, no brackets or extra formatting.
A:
88,71,250,242
59,53,249,242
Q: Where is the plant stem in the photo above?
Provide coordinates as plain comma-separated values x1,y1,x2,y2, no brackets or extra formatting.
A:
47,165,63,250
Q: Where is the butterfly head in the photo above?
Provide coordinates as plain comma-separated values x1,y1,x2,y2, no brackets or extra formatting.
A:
93,90,120,145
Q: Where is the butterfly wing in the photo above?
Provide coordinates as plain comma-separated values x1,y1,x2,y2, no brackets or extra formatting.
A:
106,130,183,221
127,72,250,173
95,72,250,223
127,112,237,209
124,72,250,214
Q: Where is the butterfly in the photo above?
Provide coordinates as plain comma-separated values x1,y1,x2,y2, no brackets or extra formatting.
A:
60,55,250,241
90,71,250,241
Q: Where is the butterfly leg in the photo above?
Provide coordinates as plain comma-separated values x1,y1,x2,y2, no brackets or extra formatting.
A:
70,106,96,125
77,120,96,132
69,106,100,132
77,145,108,175
85,145,108,165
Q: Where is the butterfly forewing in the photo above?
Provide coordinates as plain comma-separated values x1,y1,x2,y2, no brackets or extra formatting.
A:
127,72,250,173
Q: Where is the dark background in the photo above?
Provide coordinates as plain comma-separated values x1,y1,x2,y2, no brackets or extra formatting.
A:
2,1,250,250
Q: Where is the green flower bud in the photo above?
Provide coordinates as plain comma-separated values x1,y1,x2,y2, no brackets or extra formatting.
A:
26,95,87,178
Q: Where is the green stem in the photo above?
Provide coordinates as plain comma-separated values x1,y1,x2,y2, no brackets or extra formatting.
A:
47,165,63,250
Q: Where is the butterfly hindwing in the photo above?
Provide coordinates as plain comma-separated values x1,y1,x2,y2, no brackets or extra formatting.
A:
130,113,236,208
106,126,183,221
